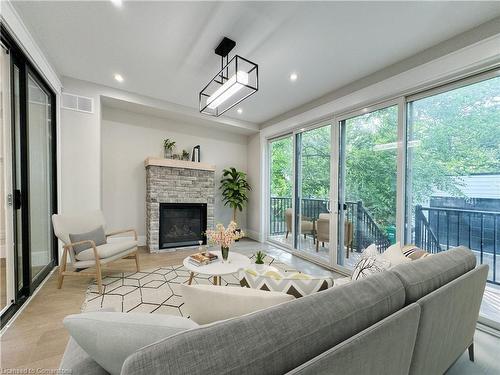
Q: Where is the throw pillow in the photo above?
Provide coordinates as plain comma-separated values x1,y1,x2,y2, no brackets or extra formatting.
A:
69,226,106,254
181,285,294,325
63,312,198,375
402,245,432,260
239,269,333,298
351,256,390,281
362,244,379,258
380,242,411,267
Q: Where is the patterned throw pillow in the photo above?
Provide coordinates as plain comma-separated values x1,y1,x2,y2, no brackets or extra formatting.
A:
402,245,431,260
239,269,333,298
351,256,390,281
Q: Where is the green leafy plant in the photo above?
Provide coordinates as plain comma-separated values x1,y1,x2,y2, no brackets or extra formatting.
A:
255,251,266,265
163,138,176,151
182,149,190,160
220,167,251,225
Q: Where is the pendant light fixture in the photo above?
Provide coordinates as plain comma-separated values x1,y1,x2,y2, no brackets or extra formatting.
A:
199,37,258,117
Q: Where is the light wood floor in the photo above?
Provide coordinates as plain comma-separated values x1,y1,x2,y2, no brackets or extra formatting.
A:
0,246,199,370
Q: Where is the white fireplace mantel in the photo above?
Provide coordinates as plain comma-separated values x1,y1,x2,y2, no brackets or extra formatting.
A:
144,157,216,171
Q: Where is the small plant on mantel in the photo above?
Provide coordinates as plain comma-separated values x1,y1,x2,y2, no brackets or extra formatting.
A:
163,138,176,158
182,149,190,161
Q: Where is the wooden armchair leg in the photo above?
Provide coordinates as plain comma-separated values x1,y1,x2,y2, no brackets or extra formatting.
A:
57,247,69,289
134,251,140,272
95,259,103,294
316,241,319,252
468,343,474,362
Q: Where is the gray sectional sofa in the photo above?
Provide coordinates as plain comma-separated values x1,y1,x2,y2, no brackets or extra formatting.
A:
61,247,488,375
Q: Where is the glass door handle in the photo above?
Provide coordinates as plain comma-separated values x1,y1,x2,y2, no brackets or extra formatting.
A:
14,189,22,209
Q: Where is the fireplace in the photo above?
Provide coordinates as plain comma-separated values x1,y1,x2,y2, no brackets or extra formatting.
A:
159,203,207,249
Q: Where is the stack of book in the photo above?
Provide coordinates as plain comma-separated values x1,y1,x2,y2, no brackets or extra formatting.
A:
188,252,219,266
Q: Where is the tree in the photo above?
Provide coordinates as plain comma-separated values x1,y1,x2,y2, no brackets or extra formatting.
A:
269,75,500,230
220,167,251,225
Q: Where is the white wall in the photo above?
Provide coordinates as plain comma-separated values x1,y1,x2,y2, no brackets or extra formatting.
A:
246,133,263,241
101,107,249,243
60,78,102,214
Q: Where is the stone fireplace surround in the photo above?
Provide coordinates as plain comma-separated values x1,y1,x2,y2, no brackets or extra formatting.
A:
145,157,215,252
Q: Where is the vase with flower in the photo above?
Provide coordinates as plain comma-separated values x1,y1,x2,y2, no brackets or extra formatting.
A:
205,221,244,262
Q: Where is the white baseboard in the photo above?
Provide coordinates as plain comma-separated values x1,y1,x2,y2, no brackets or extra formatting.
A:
244,229,262,243
107,235,146,246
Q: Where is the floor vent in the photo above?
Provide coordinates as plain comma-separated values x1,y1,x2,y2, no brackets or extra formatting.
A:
62,92,94,113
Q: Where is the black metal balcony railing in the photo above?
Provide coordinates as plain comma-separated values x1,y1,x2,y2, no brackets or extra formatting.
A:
269,197,390,252
415,205,499,285
269,197,499,285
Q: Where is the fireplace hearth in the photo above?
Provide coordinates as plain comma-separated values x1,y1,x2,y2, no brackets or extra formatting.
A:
159,203,207,249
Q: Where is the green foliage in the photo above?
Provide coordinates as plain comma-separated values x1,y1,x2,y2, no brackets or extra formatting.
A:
163,138,176,150
269,76,500,229
255,251,266,264
220,167,251,220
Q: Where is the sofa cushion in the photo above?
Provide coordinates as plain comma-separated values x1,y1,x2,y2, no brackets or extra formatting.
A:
389,246,476,305
181,284,294,324
69,226,107,255
63,312,198,375
75,240,138,261
121,271,405,375
60,337,109,375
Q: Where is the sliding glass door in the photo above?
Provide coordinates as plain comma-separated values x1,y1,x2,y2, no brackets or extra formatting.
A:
294,124,331,262
27,73,55,283
268,135,293,248
267,124,331,264
1,26,57,327
405,73,500,327
337,105,398,268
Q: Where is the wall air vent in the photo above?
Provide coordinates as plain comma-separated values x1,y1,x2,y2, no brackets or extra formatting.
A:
62,92,94,113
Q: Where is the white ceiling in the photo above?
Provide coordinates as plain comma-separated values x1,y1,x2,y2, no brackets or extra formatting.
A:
12,1,500,124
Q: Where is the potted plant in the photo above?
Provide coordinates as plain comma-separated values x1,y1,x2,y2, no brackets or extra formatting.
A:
220,168,251,236
181,149,190,161
254,251,266,273
205,222,243,262
163,138,176,158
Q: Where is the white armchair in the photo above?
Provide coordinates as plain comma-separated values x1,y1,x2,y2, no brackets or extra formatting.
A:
52,210,140,294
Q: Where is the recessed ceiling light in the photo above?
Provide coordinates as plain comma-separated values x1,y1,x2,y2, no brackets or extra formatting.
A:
110,0,122,7
114,74,124,82
289,73,298,82
237,108,243,114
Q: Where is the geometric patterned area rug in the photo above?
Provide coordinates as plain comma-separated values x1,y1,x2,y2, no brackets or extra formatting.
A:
81,254,297,316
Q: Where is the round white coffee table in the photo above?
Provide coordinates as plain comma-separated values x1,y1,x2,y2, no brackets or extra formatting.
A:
183,251,251,285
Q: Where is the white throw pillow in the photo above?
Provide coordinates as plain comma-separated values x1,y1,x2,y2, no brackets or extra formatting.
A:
351,256,391,281
181,284,294,325
362,244,379,258
380,242,412,267
63,312,198,375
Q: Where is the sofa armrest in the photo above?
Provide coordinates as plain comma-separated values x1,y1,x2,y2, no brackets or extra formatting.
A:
181,285,294,325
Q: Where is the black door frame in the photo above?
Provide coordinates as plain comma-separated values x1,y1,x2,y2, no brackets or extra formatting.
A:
1,23,58,327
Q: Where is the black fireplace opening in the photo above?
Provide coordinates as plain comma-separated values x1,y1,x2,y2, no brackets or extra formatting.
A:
159,203,207,249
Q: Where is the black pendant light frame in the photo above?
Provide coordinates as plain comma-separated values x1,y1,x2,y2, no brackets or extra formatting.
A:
199,37,258,117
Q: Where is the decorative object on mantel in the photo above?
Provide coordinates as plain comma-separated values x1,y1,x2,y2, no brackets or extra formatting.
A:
163,138,176,159
220,168,251,233
205,222,243,262
181,150,190,161
199,37,258,117
191,145,200,162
